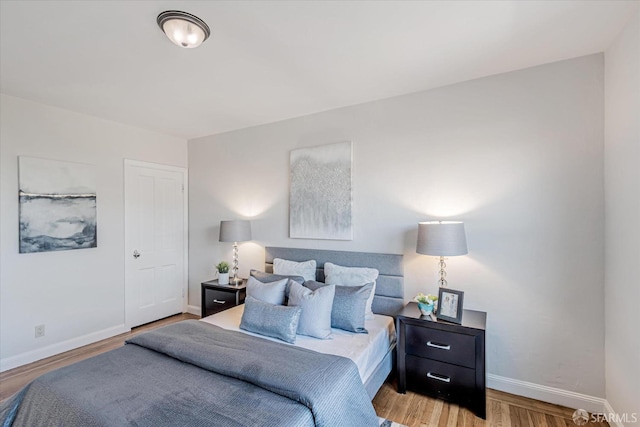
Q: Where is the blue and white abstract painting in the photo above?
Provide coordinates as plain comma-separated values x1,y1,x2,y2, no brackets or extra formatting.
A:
19,156,97,253
290,141,352,240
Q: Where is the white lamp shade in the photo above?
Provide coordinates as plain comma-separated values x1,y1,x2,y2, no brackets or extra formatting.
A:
416,221,468,256
219,220,252,243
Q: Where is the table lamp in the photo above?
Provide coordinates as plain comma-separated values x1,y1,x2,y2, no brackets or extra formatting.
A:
416,221,468,287
219,220,252,285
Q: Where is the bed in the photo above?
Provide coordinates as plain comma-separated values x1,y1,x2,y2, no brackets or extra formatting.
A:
0,247,404,427
261,246,405,397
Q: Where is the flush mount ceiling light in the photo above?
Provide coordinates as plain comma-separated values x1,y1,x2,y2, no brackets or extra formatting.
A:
157,10,210,48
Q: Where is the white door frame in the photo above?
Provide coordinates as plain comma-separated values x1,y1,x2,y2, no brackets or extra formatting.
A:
124,159,189,329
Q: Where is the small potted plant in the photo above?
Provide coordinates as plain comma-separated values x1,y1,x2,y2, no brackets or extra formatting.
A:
414,292,438,316
216,261,230,285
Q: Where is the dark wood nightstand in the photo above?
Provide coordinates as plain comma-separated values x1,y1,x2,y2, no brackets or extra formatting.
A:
397,302,486,419
200,279,246,318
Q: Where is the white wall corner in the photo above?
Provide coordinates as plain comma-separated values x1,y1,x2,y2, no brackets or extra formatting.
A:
487,374,606,414
187,305,201,316
0,324,129,373
603,400,628,427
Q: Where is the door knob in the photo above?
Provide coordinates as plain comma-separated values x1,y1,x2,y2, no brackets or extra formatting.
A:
133,250,141,259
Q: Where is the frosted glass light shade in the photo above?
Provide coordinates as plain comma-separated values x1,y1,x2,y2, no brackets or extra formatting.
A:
157,11,210,49
219,220,252,243
416,221,468,256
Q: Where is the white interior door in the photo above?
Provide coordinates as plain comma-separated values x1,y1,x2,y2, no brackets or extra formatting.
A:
124,160,187,328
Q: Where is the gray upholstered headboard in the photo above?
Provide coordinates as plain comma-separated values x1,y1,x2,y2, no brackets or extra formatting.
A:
264,247,404,317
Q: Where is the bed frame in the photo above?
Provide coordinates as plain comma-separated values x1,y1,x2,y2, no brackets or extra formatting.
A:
264,246,404,398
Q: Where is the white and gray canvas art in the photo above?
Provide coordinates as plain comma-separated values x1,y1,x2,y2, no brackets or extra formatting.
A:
290,141,352,240
19,156,97,253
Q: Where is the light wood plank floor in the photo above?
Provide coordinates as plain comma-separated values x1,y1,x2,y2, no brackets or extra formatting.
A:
1,313,607,427
0,313,199,401
373,380,608,427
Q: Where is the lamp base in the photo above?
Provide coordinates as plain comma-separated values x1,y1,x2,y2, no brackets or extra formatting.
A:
437,256,448,287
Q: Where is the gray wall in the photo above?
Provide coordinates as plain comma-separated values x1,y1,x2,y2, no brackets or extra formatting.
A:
604,11,640,423
0,94,187,370
189,54,605,397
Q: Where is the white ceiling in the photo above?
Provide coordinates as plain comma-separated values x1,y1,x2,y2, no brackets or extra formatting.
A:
1,1,637,139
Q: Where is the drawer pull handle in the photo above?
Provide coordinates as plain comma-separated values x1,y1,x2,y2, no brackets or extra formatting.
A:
426,341,451,350
427,372,451,383
213,299,226,304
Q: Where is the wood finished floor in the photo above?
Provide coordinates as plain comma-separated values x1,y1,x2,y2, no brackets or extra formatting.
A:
0,313,199,402
373,380,608,427
0,313,607,427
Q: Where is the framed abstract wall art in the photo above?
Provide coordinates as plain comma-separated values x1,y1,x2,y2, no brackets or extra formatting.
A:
19,156,97,253
289,141,353,240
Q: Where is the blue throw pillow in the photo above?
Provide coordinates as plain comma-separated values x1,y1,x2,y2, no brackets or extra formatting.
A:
288,281,335,339
240,296,302,344
250,270,305,299
246,276,288,305
250,270,305,284
304,281,373,334
324,262,378,320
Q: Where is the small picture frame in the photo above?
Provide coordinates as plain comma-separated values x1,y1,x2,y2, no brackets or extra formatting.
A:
436,288,464,324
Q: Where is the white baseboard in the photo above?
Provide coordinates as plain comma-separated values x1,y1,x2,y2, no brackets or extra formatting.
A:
0,324,129,373
487,374,606,414
187,305,201,316
603,400,626,427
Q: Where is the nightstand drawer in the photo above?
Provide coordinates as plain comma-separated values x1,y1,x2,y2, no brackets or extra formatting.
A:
406,355,476,401
201,280,247,317
405,324,475,368
204,289,243,316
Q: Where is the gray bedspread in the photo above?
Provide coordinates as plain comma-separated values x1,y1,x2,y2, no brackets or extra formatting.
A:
1,320,378,427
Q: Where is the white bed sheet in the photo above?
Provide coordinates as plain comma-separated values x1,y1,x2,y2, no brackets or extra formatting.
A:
200,305,396,383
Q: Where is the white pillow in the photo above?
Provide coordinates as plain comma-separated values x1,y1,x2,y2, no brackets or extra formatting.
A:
324,262,379,320
273,258,317,282
288,281,335,339
246,276,288,305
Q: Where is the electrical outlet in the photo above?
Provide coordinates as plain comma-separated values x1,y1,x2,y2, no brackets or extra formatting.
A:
34,324,45,338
